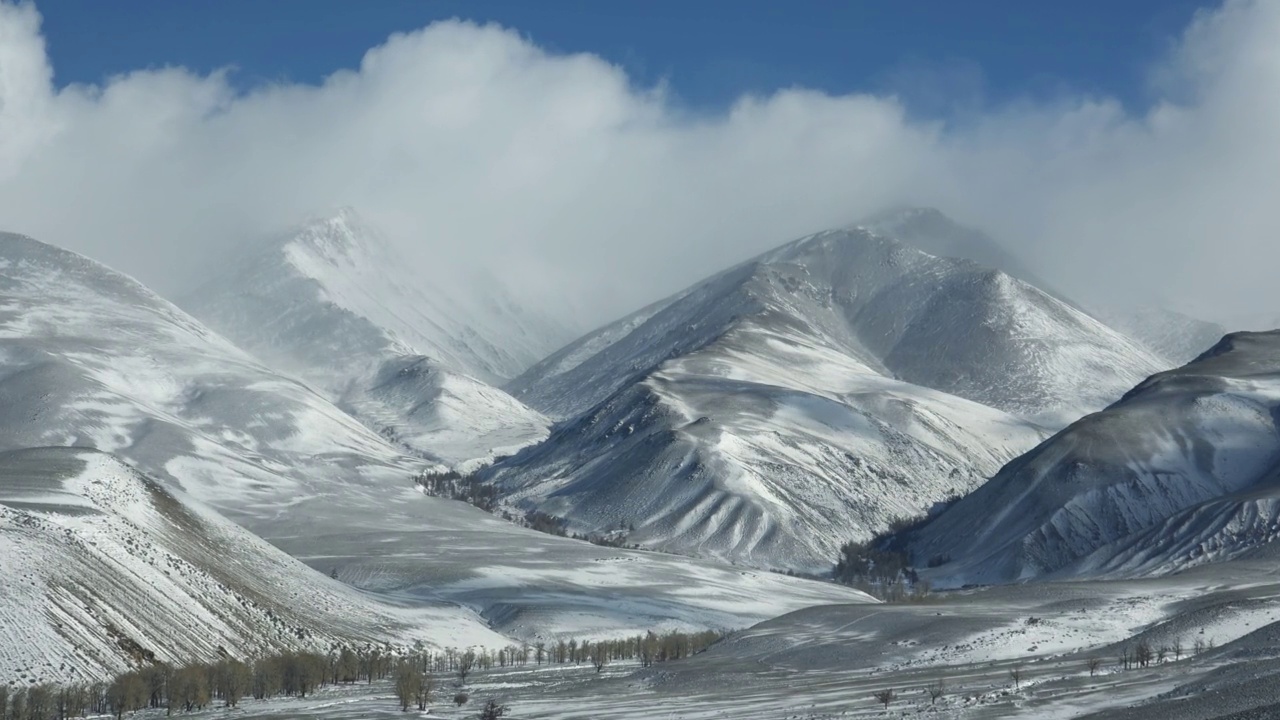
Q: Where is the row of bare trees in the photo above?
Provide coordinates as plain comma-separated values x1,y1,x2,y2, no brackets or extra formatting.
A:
0,629,727,720
1116,636,1210,671
525,630,726,669
0,657,261,720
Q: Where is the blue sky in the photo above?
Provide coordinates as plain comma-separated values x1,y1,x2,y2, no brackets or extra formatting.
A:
39,0,1207,115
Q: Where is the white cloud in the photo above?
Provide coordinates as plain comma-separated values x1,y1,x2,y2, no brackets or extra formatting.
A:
0,1,1277,327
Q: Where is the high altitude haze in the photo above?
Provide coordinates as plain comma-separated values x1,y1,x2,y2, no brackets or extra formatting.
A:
1,0,1275,327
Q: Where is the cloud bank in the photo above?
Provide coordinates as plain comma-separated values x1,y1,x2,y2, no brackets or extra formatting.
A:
0,1,1276,326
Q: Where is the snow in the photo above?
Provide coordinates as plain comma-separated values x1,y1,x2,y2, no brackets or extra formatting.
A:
0,229,879,661
489,220,1171,571
0,448,507,685
343,355,550,468
182,208,568,467
911,330,1280,586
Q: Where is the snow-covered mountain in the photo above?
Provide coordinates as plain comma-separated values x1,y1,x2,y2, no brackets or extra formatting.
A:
0,230,871,644
181,208,562,464
1099,305,1229,365
905,330,1280,586
512,224,1162,426
0,447,505,684
859,207,1057,294
183,208,572,388
0,230,417,513
344,355,550,468
491,221,1165,571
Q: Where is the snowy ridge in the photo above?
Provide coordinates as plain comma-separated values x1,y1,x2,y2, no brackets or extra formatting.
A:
1098,305,1228,365
513,223,1163,425
908,331,1280,586
0,230,420,514
184,208,573,387
487,321,1046,571
182,208,563,465
343,355,550,468
0,448,506,684
858,206,1056,294
492,216,1162,570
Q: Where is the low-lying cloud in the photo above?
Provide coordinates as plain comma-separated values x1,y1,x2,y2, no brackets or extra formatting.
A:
0,1,1276,327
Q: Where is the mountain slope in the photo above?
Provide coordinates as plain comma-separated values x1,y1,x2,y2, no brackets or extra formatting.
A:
905,331,1280,586
511,225,1163,426
344,355,550,468
183,208,572,388
493,220,1166,570
181,208,560,464
0,230,419,514
1099,305,1228,365
859,207,1057,294
0,448,505,684
487,325,1046,571
0,230,872,641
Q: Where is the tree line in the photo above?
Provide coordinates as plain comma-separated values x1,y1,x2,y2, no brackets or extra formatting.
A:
413,471,644,550
832,511,949,601
0,628,729,719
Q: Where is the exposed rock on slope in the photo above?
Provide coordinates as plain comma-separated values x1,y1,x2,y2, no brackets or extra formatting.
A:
906,331,1280,586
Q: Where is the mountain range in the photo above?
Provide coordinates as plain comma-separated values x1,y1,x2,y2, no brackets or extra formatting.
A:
488,222,1164,570
3,203,1270,686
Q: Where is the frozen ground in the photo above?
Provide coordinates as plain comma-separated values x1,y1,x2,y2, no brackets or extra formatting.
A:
97,559,1280,719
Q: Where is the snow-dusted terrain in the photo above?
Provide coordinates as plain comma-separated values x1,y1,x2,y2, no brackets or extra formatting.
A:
512,220,1162,425
184,208,573,387
114,559,1280,720
1100,305,1228,365
0,231,415,512
907,330,1280,586
343,355,550,468
491,218,1162,570
182,209,563,464
0,447,506,685
859,207,1058,294
0,229,871,649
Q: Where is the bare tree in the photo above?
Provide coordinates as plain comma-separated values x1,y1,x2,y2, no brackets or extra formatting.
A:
453,691,469,707
926,679,946,705
458,649,477,684
591,642,608,673
215,659,251,708
416,671,433,711
873,688,896,710
1135,641,1154,668
394,662,423,712
1009,667,1022,692
1173,637,1183,660
1087,657,1102,677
